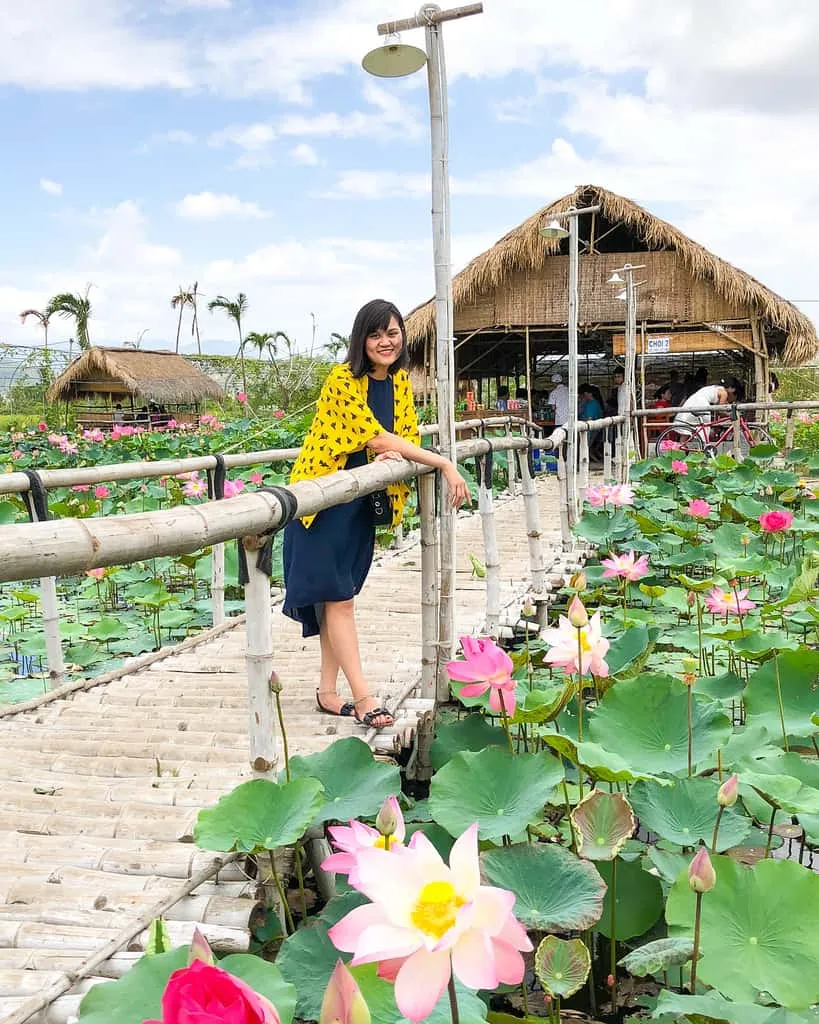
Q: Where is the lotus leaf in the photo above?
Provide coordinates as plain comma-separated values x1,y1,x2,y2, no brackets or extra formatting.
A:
629,778,752,851
430,714,507,771
744,650,819,739
618,937,695,977
570,789,635,860
534,936,590,998
594,857,664,940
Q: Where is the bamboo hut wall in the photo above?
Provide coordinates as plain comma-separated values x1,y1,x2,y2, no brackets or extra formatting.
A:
454,252,744,333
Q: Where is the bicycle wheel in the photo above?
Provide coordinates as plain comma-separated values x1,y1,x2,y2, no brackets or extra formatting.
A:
654,425,704,458
740,423,775,457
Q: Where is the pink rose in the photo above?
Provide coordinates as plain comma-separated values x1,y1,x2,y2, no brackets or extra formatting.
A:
759,509,794,533
144,959,281,1024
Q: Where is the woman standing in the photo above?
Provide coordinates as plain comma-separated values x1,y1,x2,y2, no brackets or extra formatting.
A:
672,375,745,435
283,299,470,729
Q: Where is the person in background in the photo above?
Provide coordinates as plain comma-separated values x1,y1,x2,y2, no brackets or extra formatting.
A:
682,373,696,399
113,403,125,424
769,372,780,396
693,366,708,390
547,373,569,427
673,375,745,436
579,384,604,462
654,384,673,408
496,385,509,411
667,369,686,407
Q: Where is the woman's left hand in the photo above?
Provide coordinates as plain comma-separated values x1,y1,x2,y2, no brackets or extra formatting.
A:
374,451,404,462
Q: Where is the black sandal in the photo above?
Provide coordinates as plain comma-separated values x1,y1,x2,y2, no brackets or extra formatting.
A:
316,690,355,717
353,699,394,729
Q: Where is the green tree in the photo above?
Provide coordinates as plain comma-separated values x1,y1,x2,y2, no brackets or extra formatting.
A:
19,307,53,350
45,287,92,350
326,332,348,361
208,292,248,392
245,331,276,360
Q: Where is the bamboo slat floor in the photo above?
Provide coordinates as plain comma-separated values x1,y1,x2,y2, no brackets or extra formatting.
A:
0,477,581,1023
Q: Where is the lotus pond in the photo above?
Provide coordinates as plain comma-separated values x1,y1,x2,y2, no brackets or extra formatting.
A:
73,445,819,1024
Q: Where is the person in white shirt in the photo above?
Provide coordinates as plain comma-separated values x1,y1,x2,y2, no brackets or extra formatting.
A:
547,373,570,427
673,376,744,434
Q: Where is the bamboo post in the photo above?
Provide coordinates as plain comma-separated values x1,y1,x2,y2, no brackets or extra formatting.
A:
26,497,65,687
242,537,278,776
524,325,533,419
578,429,590,498
211,543,225,626
750,315,768,407
731,407,742,460
556,442,572,550
505,420,518,494
418,472,439,701
519,445,546,591
477,453,501,636
603,428,612,482
785,408,795,452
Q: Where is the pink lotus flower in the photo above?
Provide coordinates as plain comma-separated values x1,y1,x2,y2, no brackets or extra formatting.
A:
759,509,794,533
85,567,106,580
447,635,517,716
328,824,531,1022
601,550,650,582
37,422,47,432
324,798,406,884
686,499,711,519
237,391,248,404
166,417,178,429
71,484,91,493
11,449,23,459
541,602,610,677
224,478,246,499
320,961,371,1024
586,485,607,508
183,477,208,499
177,470,199,481
82,428,105,442
143,957,281,1024
704,586,755,617
671,460,688,475
608,483,635,507
250,471,264,485
94,485,110,500
273,410,285,420
659,438,683,452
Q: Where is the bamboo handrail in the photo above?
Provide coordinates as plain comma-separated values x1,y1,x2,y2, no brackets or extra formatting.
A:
631,400,819,420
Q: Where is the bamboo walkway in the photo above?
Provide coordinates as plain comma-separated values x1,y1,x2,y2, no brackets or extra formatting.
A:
0,477,582,1023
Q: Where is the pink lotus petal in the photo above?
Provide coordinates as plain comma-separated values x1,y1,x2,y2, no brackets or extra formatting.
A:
491,937,528,984
452,928,498,990
376,956,407,982
394,948,452,1023
447,823,480,898
350,923,422,966
469,885,517,935
488,684,516,717
446,663,485,684
454,680,490,697
328,902,388,952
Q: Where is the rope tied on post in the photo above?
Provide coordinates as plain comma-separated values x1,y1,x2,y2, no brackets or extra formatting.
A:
206,453,227,500
21,470,50,524
237,486,299,585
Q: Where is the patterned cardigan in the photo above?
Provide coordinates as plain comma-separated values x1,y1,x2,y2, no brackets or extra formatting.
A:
290,362,420,529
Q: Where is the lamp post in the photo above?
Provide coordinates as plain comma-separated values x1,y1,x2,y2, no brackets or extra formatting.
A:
609,263,646,479
539,205,600,523
363,4,482,694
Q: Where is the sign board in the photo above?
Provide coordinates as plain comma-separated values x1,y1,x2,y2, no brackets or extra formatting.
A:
612,329,752,357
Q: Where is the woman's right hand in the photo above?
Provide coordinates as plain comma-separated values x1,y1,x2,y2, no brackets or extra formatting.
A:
443,464,471,508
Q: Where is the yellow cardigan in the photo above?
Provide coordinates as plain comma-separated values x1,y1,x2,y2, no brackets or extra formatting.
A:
290,363,420,529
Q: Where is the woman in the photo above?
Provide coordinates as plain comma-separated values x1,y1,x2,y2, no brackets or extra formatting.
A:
654,384,672,408
672,375,745,435
283,299,470,730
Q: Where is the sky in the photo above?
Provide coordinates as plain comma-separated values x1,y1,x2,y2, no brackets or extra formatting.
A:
2,0,819,358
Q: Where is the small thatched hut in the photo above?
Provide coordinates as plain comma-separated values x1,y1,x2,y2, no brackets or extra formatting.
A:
48,347,223,427
406,185,818,414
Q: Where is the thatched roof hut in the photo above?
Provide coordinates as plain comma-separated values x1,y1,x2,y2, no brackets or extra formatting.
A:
406,185,818,407
47,348,224,406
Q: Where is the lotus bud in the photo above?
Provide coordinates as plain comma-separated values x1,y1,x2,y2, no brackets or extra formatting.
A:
728,578,739,589
269,670,282,693
567,595,589,628
606,974,614,988
522,595,536,617
798,478,807,489
766,486,773,496
569,571,587,592
320,960,371,1024
687,590,696,606
741,533,751,547
681,657,698,674
717,773,739,808
688,846,716,893
188,926,215,966
375,795,400,838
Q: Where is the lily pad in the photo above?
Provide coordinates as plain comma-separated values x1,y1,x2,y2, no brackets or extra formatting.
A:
194,778,325,853
534,936,590,998
652,990,776,1023
595,857,664,940
618,937,695,977
429,747,563,842
666,855,819,1007
288,737,401,825
629,778,752,851
541,734,670,785
430,714,507,772
744,650,819,740
588,673,732,776
480,842,606,932
570,789,635,860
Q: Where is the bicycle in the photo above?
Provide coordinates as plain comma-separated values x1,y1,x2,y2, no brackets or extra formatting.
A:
653,411,774,458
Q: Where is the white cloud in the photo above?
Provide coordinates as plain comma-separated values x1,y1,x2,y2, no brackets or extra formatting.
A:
140,129,197,152
208,122,276,152
175,192,271,220
290,143,319,166
39,178,63,196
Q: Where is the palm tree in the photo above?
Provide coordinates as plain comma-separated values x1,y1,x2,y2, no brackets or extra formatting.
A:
208,292,248,391
190,281,202,355
19,307,53,350
46,287,92,350
326,332,348,361
245,331,276,360
171,286,192,354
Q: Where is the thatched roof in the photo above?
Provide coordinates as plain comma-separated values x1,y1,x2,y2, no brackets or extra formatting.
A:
406,184,818,367
47,347,224,405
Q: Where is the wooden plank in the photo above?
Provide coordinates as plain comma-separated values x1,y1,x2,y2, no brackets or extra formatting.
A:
612,328,751,356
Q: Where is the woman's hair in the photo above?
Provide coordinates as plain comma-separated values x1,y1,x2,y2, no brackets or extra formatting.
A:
347,299,409,378
721,375,746,402
654,383,671,400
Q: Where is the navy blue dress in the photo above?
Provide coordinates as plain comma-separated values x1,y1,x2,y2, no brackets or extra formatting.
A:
282,375,394,638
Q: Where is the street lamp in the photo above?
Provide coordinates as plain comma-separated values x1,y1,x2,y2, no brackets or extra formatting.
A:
609,262,646,479
363,3,483,692
539,204,600,524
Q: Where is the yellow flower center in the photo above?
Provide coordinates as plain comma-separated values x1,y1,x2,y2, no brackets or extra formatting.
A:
372,835,403,850
410,880,464,940
578,628,593,653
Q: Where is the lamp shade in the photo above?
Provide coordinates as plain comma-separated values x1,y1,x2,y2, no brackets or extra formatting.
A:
615,289,628,302
538,218,569,239
607,272,624,284
362,43,427,78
